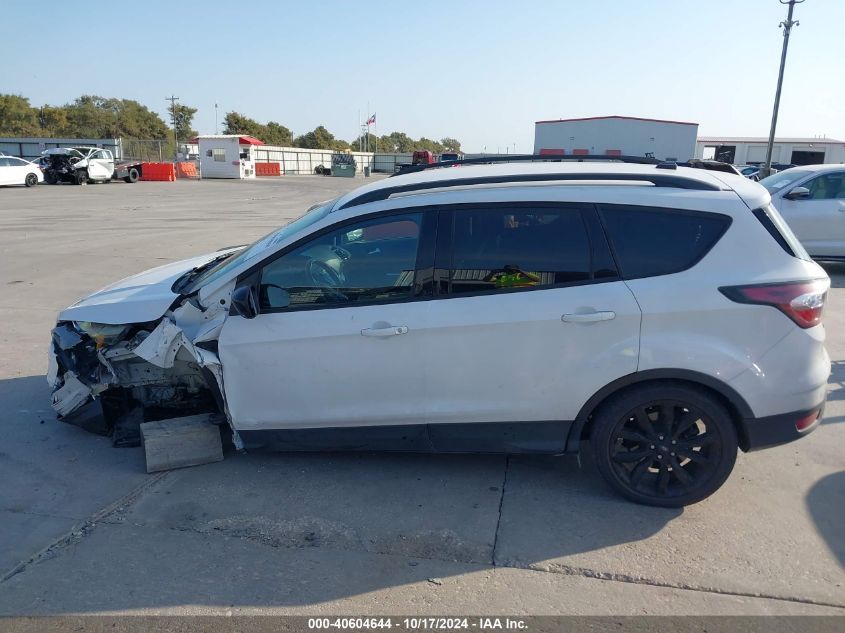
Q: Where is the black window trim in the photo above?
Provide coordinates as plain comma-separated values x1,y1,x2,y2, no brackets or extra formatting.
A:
432,201,621,302
238,206,438,315
236,201,626,315
595,203,733,281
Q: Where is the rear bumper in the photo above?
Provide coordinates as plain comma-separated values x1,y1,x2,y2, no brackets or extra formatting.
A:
741,401,824,451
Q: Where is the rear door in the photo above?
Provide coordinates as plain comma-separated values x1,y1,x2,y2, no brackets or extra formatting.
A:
420,203,641,425
777,171,845,257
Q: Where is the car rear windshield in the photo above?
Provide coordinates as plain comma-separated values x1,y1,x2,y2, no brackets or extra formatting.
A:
598,205,731,279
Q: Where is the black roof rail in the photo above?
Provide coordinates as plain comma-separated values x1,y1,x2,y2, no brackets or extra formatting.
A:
391,153,661,176
338,172,721,210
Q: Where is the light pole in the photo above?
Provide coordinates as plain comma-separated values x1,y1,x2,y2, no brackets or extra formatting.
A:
166,95,179,162
763,0,804,177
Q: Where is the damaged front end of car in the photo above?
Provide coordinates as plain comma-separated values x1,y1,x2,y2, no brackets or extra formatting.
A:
47,298,234,448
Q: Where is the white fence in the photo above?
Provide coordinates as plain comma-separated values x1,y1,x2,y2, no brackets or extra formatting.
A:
252,146,375,175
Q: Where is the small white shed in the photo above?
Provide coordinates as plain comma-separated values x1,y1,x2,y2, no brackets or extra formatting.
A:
196,135,264,179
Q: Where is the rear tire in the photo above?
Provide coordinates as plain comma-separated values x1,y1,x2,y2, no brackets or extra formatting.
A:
75,169,88,185
125,167,140,183
25,173,38,187
590,383,738,507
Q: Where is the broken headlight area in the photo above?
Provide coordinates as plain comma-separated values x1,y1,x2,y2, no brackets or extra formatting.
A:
48,322,221,447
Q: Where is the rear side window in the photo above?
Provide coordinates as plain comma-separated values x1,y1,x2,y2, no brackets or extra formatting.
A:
598,205,730,279
752,204,810,260
449,207,591,295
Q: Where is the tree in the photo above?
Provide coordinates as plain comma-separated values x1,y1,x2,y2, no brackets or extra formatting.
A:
171,103,198,141
223,111,265,139
294,125,348,150
38,106,70,136
263,121,293,146
0,94,40,136
63,96,169,139
440,137,462,152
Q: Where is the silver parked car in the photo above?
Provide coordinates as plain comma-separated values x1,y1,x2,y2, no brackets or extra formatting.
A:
761,164,845,259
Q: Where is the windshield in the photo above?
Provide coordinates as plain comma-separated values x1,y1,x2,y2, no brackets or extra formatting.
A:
741,166,758,175
760,169,812,194
181,199,335,293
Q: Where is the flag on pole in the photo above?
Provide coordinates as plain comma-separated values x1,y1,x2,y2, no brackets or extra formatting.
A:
366,113,376,126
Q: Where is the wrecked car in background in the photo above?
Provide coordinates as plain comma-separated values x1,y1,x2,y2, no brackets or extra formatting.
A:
42,147,142,184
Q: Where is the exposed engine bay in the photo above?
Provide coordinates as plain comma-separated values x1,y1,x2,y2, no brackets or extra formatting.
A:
47,298,232,448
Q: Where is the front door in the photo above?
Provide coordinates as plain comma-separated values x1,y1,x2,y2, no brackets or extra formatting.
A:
778,171,845,257
420,204,641,424
87,149,114,181
218,210,434,431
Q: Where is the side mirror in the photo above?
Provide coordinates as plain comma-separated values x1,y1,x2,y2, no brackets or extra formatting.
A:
785,186,810,200
230,285,257,319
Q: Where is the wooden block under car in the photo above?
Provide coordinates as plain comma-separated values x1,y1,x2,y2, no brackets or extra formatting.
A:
140,414,224,473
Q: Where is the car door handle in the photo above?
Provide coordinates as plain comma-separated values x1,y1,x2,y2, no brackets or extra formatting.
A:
361,326,409,337
562,311,616,323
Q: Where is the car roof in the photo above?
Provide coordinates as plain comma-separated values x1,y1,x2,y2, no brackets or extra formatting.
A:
332,161,771,211
780,163,845,173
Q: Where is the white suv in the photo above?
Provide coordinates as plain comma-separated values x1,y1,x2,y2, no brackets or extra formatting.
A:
47,159,830,506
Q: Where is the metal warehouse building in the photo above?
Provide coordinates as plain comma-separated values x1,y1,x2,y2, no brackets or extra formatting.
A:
695,136,845,166
533,115,699,161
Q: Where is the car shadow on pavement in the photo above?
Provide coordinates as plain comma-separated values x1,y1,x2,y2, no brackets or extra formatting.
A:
820,261,845,288
0,374,683,614
806,471,845,568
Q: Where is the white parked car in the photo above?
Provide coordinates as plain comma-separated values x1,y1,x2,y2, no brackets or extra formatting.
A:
47,159,830,506
761,164,845,259
0,155,43,187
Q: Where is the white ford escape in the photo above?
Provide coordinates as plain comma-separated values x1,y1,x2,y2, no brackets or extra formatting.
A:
47,158,830,507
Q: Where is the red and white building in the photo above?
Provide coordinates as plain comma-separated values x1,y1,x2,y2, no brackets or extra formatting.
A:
196,134,265,179
533,115,699,162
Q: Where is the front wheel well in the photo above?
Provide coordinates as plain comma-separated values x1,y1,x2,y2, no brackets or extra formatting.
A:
571,375,751,453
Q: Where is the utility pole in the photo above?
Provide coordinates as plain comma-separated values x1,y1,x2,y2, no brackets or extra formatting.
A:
166,95,179,162
763,0,804,177
214,102,219,135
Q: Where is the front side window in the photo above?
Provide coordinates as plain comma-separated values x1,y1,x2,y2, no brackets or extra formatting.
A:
259,212,423,310
213,148,226,162
449,207,591,295
599,205,730,279
803,173,845,200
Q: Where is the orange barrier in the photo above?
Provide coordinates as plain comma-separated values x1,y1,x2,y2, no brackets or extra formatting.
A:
175,162,199,178
255,162,281,177
140,162,176,182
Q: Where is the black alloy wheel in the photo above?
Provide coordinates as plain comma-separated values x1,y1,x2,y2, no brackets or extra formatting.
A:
592,384,738,507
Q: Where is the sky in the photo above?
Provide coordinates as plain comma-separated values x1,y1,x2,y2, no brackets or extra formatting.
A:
2,0,843,152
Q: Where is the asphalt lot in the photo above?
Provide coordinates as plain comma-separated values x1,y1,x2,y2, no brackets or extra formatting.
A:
0,177,843,616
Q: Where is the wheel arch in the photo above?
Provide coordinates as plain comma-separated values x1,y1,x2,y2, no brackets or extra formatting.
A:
566,369,753,453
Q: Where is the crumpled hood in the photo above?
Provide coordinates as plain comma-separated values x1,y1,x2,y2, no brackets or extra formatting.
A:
58,250,236,325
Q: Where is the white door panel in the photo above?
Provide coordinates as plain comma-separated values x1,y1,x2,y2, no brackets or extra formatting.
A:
779,198,845,257
87,150,114,180
219,302,429,430
419,282,641,423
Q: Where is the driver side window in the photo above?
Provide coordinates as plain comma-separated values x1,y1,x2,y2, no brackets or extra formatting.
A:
804,173,845,200
259,212,423,310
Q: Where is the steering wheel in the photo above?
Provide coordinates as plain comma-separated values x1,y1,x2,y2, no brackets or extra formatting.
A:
307,260,348,302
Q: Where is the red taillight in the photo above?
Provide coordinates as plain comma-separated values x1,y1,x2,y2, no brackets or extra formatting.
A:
795,410,820,432
719,279,829,328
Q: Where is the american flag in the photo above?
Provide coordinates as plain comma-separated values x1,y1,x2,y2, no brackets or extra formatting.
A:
366,113,376,126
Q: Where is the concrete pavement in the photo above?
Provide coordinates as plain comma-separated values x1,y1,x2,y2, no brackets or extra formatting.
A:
0,178,842,615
